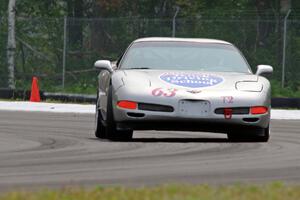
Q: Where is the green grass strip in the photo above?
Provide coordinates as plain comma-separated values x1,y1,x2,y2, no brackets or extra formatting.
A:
1,182,299,200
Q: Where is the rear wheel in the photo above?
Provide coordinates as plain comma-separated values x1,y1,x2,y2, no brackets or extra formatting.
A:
106,86,133,141
227,126,270,142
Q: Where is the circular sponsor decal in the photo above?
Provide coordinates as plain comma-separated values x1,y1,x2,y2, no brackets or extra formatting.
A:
159,72,223,88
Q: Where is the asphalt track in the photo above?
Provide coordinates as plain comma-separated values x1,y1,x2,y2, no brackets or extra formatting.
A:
0,111,299,191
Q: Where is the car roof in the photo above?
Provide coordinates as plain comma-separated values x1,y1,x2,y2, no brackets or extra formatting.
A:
133,37,232,45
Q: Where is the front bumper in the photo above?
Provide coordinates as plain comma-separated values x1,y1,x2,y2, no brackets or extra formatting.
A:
113,87,271,131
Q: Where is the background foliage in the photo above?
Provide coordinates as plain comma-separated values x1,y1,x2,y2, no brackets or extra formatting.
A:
0,0,300,96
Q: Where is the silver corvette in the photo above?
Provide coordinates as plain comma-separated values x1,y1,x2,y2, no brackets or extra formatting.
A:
94,37,273,142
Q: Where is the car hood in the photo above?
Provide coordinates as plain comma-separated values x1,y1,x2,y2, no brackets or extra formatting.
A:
119,70,261,92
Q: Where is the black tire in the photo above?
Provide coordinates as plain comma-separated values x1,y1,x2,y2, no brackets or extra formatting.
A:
95,96,107,139
227,126,270,142
257,126,270,142
106,86,133,141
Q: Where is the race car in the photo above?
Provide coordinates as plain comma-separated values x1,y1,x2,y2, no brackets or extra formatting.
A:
94,37,273,142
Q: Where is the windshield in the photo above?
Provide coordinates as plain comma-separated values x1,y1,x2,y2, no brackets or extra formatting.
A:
120,41,251,73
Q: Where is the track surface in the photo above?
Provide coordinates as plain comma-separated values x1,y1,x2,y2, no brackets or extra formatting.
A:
0,111,299,191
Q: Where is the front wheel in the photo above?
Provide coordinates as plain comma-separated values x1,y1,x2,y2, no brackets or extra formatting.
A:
227,126,270,142
95,98,107,139
106,86,133,141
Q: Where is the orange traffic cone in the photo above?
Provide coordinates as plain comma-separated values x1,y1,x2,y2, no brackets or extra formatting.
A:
30,76,41,102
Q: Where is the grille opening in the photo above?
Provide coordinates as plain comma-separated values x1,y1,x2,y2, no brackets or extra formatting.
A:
215,107,249,115
138,103,174,112
127,112,145,118
243,118,259,122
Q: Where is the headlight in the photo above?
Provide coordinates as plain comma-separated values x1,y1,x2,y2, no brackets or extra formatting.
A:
235,81,263,92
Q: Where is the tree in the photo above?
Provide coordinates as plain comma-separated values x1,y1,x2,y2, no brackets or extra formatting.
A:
67,0,84,48
7,0,16,89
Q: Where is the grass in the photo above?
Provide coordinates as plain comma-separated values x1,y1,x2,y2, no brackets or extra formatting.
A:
1,182,299,200
271,80,300,98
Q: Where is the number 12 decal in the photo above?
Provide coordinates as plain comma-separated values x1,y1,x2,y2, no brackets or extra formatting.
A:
152,88,177,97
222,96,234,104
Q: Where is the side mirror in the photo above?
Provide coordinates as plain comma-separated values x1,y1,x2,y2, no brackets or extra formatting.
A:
256,65,273,77
94,60,113,72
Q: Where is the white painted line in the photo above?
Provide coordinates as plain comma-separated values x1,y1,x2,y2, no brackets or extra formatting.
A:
271,109,300,120
0,101,299,120
0,101,95,114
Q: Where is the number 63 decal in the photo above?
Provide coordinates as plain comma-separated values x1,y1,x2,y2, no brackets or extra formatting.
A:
152,88,177,97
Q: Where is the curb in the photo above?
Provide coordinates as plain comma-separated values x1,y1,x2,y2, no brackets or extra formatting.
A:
1,89,299,108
